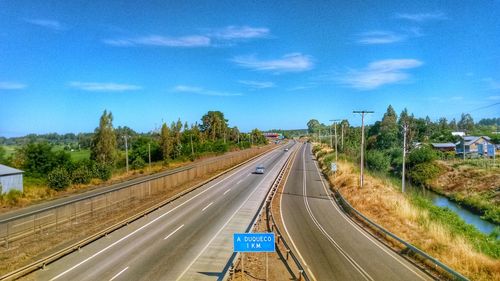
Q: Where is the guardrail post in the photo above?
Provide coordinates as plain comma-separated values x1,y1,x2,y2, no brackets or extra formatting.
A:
286,249,290,260
298,270,303,281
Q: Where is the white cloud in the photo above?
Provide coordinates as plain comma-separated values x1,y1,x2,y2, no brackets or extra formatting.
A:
69,82,142,92
0,81,27,90
396,12,447,22
338,59,423,90
357,31,406,45
232,53,313,73
24,19,66,31
212,26,270,40
238,80,275,89
104,35,211,47
172,85,241,96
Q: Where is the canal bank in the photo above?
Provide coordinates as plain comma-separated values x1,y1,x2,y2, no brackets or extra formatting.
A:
406,183,499,236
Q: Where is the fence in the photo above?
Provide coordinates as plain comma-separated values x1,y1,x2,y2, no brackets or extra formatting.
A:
0,146,275,279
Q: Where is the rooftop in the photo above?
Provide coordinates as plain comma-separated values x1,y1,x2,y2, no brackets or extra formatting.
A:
0,164,24,176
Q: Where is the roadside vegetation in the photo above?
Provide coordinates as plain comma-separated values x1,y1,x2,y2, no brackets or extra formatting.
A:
313,145,500,281
0,110,268,211
307,108,499,224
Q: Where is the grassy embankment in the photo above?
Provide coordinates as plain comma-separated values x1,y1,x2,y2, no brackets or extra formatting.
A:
313,144,500,281
429,159,500,224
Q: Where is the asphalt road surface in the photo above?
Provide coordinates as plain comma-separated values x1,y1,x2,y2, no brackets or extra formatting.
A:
280,142,432,281
28,143,294,281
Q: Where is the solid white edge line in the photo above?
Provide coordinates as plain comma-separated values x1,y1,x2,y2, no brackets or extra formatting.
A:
202,202,214,212
48,147,282,281
311,147,429,281
109,266,128,281
175,148,287,281
301,147,373,281
164,224,185,240
279,143,319,281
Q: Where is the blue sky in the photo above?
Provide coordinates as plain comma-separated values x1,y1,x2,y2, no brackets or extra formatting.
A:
0,0,499,137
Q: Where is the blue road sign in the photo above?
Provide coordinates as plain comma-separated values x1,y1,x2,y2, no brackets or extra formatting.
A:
233,233,275,252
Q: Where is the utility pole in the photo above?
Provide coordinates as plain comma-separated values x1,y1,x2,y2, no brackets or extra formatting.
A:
353,110,374,188
402,123,408,193
123,135,130,173
329,119,340,162
329,125,333,148
341,122,344,151
148,143,151,171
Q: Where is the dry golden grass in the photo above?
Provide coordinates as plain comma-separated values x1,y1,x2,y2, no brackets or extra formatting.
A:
315,147,500,281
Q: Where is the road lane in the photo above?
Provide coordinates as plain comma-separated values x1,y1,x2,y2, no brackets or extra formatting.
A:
29,142,294,281
281,142,432,281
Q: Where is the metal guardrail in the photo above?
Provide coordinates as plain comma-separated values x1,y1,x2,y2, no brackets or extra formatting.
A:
0,146,278,281
265,145,310,281
224,142,310,281
333,190,469,281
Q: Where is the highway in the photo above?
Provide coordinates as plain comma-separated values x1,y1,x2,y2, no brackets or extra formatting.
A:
27,143,293,281
280,142,433,281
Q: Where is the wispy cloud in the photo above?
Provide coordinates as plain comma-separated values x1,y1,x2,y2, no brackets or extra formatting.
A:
172,85,242,96
396,12,447,22
356,31,406,45
105,25,269,48
488,95,500,100
24,19,66,31
238,80,275,89
337,59,423,90
103,35,211,47
211,26,270,40
69,82,142,92
232,53,313,73
483,78,500,90
0,81,27,90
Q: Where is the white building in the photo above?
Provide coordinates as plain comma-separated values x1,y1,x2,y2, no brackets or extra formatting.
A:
0,164,24,194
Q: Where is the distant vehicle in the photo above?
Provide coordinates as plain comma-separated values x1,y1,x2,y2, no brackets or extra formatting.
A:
284,148,289,152
255,165,265,174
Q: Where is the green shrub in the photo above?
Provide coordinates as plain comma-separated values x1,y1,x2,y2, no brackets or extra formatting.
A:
47,167,71,190
131,157,146,170
366,150,390,173
95,163,112,181
71,165,92,184
409,162,442,186
408,147,438,167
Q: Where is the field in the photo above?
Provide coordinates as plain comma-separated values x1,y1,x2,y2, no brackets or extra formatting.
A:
1,145,90,162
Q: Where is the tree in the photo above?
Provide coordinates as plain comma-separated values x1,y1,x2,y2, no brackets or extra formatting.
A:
458,113,474,132
376,105,398,150
14,142,71,178
307,119,321,134
90,110,117,166
200,111,228,141
160,123,172,160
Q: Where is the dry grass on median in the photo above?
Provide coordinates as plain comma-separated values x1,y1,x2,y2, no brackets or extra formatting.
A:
315,148,500,281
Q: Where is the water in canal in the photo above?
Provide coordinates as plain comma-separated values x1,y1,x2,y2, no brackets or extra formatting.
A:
407,184,499,236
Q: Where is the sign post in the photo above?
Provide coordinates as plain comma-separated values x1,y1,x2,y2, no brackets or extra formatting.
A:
234,233,275,280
